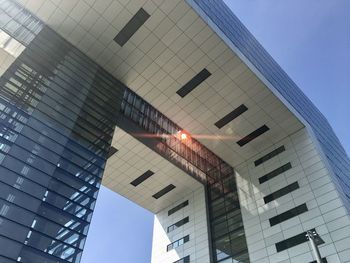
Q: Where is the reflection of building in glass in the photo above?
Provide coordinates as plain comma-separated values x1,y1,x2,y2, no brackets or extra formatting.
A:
1,0,350,263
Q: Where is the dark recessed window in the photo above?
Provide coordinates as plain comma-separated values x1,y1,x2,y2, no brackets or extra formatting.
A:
176,68,211,98
259,162,292,184
174,256,190,263
264,181,299,204
130,170,154,186
167,235,189,251
275,228,315,252
310,259,327,263
167,217,189,233
168,200,188,216
215,104,248,129
269,203,308,226
114,8,150,46
237,125,270,147
107,146,118,158
153,184,176,199
254,146,286,166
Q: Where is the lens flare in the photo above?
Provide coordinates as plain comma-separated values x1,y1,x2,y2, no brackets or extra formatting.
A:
177,131,188,141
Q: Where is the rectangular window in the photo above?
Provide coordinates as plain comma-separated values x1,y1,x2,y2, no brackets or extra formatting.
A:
107,146,118,159
237,125,269,147
215,104,248,129
269,203,308,226
167,217,189,233
174,255,190,263
167,235,189,251
254,146,285,166
153,184,176,199
114,8,150,46
130,170,154,186
168,200,188,216
275,228,314,252
259,163,292,184
264,182,299,204
310,259,327,263
176,69,211,98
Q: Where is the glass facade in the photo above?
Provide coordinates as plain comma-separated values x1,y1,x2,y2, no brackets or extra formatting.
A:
207,165,250,263
189,0,350,210
2,2,248,262
120,89,249,262
0,1,125,262
3,1,347,263
0,0,42,46
167,235,190,251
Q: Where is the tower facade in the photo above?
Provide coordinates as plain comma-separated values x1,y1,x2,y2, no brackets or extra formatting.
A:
0,0,349,263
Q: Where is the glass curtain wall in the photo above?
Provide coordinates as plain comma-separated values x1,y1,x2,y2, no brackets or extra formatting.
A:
207,164,250,263
121,89,250,263
191,0,350,209
0,1,124,262
1,1,250,262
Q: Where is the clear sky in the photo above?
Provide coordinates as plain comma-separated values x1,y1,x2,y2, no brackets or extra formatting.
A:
81,1,350,262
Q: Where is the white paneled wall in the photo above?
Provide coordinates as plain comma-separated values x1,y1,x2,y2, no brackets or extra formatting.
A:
16,0,304,169
0,48,16,77
236,128,350,263
151,186,210,263
12,1,350,262
103,129,202,214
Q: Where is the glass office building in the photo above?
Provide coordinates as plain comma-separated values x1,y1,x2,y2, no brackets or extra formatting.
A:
0,0,349,263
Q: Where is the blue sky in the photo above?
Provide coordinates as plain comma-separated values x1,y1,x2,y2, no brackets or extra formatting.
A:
81,1,350,262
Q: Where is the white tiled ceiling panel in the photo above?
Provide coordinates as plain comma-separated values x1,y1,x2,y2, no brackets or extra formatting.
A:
103,129,202,213
17,0,304,188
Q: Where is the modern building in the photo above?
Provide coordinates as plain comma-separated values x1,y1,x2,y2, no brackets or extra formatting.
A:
0,0,349,262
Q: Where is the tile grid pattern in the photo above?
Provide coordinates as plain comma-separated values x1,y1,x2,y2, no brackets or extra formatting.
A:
236,128,350,263
191,0,350,215
16,0,304,169
0,48,16,76
103,129,202,213
12,1,350,263
151,187,210,263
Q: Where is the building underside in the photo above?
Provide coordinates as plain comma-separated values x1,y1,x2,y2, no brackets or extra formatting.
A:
0,0,350,263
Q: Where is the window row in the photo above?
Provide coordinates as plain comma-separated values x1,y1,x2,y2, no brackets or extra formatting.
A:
276,228,315,252
254,145,285,166
167,217,189,233
173,255,190,263
259,163,292,184
0,97,108,164
1,72,113,150
269,203,308,226
264,181,299,204
166,235,189,252
168,200,188,216
0,235,79,263
152,184,176,199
